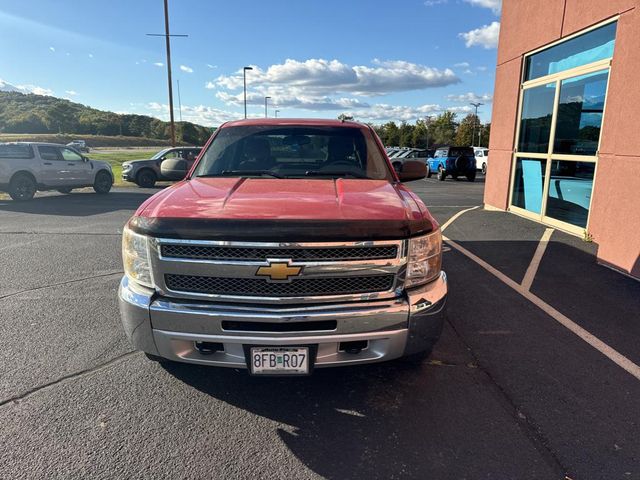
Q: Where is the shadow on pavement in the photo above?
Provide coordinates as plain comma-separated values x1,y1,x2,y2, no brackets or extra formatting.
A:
0,190,155,217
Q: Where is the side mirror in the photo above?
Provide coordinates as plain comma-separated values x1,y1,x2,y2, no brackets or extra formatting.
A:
397,159,427,182
161,158,189,180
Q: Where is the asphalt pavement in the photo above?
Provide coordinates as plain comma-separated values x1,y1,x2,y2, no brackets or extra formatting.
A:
1,177,638,479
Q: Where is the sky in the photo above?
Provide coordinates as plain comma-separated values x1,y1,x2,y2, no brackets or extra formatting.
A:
0,0,501,127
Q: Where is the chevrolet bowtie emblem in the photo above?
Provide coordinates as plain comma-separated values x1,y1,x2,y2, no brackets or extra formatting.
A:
256,262,302,281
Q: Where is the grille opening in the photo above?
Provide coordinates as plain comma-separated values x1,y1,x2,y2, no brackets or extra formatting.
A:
221,320,337,333
339,340,369,354
161,244,398,262
195,341,224,355
165,274,395,297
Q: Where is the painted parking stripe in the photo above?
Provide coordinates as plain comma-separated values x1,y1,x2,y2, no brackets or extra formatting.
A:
440,206,480,232
521,228,554,291
444,236,640,382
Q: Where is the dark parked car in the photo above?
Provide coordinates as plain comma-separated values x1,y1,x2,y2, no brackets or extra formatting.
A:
426,146,477,182
121,147,202,188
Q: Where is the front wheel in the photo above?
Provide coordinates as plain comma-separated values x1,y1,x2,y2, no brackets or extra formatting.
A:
136,169,157,188
437,165,446,181
481,163,487,175
93,170,113,194
426,164,432,178
9,173,36,201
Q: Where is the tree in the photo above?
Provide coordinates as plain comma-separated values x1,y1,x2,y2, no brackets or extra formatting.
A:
337,113,354,121
430,111,457,146
398,122,415,147
454,114,478,146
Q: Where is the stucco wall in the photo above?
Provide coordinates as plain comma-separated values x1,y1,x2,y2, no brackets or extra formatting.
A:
486,0,640,277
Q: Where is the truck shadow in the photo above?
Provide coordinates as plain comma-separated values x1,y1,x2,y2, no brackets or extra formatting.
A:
0,190,155,216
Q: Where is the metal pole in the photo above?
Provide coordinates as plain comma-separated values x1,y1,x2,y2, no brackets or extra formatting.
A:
177,79,182,122
470,102,483,147
264,96,271,118
163,0,176,146
275,110,280,118
243,67,253,119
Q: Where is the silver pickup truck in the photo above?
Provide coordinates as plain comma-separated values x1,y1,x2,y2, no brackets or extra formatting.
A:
0,142,113,200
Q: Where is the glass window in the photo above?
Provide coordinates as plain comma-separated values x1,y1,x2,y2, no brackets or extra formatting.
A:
518,83,556,153
546,161,595,227
525,22,617,81
553,70,608,156
512,158,547,214
0,144,34,159
193,125,392,180
60,148,83,162
38,146,61,161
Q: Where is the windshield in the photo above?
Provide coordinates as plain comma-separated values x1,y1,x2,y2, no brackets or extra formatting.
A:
192,125,393,180
151,148,171,160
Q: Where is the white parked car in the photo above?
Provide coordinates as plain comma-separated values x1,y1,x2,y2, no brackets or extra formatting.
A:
0,142,113,201
474,147,489,175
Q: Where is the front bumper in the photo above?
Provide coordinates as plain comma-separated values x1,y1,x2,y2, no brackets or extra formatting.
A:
118,271,447,369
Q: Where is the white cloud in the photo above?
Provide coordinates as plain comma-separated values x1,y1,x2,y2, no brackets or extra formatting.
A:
216,91,370,111
464,0,502,14
145,102,247,125
65,90,78,96
454,62,470,68
88,53,94,58
153,62,164,67
213,58,459,96
476,66,488,71
49,46,55,52
446,92,493,103
0,79,51,96
206,64,217,69
180,65,194,73
460,21,500,49
65,52,70,56
424,0,447,6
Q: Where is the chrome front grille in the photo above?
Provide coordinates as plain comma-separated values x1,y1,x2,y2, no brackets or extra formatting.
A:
165,274,395,297
160,244,398,262
151,239,406,304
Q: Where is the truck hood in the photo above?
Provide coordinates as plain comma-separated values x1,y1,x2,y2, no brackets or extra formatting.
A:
131,177,436,241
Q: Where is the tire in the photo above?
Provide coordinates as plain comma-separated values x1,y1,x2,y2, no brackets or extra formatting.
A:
144,352,172,365
57,188,73,194
467,172,476,182
437,165,446,181
93,170,113,194
481,163,487,175
400,346,436,365
8,173,36,201
426,164,432,178
136,169,157,188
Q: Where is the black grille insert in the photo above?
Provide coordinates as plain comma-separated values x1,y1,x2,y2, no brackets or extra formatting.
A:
222,320,337,332
165,274,395,297
161,244,398,262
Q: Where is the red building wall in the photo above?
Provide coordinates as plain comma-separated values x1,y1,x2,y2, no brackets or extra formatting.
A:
486,0,640,278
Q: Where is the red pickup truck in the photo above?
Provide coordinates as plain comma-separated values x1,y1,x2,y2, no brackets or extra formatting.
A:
119,119,447,375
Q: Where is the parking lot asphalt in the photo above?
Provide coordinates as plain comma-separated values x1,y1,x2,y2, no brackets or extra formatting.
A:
1,177,639,479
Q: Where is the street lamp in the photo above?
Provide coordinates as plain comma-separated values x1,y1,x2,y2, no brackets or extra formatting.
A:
264,96,271,118
243,66,253,119
470,102,484,147
275,109,280,118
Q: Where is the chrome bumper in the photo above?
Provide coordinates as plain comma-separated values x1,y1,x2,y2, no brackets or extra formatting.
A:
118,271,447,369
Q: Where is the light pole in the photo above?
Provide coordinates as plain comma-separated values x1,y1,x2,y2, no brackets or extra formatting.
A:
470,102,483,147
146,0,188,147
264,96,271,118
424,115,433,149
243,66,253,119
275,109,280,118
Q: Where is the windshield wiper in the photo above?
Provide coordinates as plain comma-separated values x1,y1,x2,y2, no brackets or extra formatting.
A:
304,170,367,179
198,170,283,179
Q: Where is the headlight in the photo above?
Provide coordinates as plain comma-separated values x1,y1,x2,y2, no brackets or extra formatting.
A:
122,163,132,171
122,226,154,288
405,229,442,288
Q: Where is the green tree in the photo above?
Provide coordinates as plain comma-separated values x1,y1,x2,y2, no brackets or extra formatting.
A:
454,114,479,146
431,111,457,146
398,122,415,147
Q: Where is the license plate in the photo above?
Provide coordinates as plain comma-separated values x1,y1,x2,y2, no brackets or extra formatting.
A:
250,347,309,375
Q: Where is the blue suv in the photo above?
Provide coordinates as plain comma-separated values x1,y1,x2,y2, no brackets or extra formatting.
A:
427,146,477,182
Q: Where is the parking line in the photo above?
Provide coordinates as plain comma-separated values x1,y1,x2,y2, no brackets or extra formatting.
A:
440,206,480,232
521,228,554,291
444,236,640,382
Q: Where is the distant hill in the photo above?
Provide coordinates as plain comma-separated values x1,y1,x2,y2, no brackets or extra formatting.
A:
0,91,213,145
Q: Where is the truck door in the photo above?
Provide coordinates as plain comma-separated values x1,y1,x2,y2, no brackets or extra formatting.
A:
37,145,65,186
58,147,92,186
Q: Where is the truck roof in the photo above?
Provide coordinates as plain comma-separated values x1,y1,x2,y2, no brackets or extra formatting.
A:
222,118,368,129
